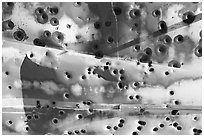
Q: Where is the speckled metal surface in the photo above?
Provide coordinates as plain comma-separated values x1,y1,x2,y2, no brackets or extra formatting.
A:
2,2,202,135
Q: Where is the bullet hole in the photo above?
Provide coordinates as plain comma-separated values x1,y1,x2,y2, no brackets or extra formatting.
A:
132,131,138,135
138,53,151,63
25,126,29,131
30,53,34,58
8,86,12,89
168,60,181,68
165,117,170,121
118,82,124,89
193,116,198,121
107,36,114,43
174,100,180,105
129,95,134,100
149,68,154,72
113,69,118,75
81,129,86,134
106,62,111,66
144,47,152,56
5,71,9,75
134,45,140,51
36,13,48,24
182,11,195,24
165,71,169,75
27,115,32,120
153,127,158,132
148,61,152,67
78,114,83,119
113,126,118,130
120,119,125,123
73,2,82,7
94,21,101,29
106,125,111,129
33,38,46,47
194,46,202,57
163,35,172,44
59,110,65,115
50,17,59,26
155,44,167,57
92,44,99,51
118,123,123,128
8,120,13,125
133,82,139,87
174,35,184,43
158,21,167,34
2,20,14,31
35,7,44,15
177,126,182,130
43,30,51,38
113,7,122,15
129,9,141,19
52,31,64,43
152,9,161,17
81,75,86,80
159,123,164,128
105,21,111,27
67,24,71,28
68,131,73,135
171,110,179,115
13,29,26,41
49,6,59,15
119,69,124,75
119,76,125,81
137,126,142,131
169,90,174,95
104,66,109,70
34,114,39,120
95,51,104,59
74,130,80,134
52,118,58,124
52,101,56,105
64,93,69,99
200,30,202,38
138,120,146,126
76,35,81,40
135,95,140,100
3,2,14,11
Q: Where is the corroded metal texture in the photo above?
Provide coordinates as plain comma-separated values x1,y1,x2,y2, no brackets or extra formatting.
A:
2,2,202,135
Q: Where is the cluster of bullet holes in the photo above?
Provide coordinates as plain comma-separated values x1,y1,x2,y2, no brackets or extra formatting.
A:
129,94,140,101
193,128,202,135
35,7,49,24
106,118,125,131
13,28,28,41
168,60,181,68
172,122,183,131
67,129,86,135
65,71,71,79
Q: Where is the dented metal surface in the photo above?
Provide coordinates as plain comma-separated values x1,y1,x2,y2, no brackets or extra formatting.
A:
2,2,202,135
